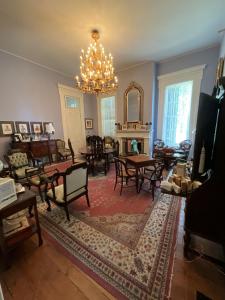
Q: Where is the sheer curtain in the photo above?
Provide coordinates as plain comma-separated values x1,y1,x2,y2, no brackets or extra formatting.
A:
162,81,193,146
100,96,116,136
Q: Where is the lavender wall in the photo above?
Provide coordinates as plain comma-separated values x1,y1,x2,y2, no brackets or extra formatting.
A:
83,94,98,135
0,51,98,161
116,62,155,125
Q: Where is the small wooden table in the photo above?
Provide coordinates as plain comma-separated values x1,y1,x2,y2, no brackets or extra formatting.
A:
0,189,43,269
125,155,156,192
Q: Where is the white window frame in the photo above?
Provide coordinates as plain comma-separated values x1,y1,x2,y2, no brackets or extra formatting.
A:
97,93,117,137
157,65,206,146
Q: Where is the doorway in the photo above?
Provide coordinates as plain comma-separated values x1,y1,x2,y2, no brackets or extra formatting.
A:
58,84,86,154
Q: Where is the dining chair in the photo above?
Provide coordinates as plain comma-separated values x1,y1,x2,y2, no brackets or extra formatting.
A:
68,138,75,164
114,157,136,195
141,160,165,200
91,142,108,175
45,162,89,221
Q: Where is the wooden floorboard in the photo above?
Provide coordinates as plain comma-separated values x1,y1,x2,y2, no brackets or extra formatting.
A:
1,200,225,300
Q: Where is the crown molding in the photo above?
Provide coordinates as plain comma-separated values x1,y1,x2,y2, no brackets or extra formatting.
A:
158,43,220,64
117,60,154,73
158,64,206,81
0,48,73,79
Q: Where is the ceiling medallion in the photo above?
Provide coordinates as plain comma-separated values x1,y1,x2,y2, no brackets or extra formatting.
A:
75,30,118,94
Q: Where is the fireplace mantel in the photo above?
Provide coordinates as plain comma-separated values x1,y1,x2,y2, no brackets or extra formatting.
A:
115,130,152,155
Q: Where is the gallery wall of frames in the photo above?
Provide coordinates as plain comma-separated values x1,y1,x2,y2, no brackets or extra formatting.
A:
0,121,55,141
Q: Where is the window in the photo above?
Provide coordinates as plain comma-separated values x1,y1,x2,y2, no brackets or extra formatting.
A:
65,96,79,108
157,65,205,148
99,96,116,137
162,81,193,146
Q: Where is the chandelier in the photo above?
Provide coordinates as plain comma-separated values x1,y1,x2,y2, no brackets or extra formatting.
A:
75,30,118,94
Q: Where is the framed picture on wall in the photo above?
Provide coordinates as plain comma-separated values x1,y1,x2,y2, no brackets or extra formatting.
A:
0,121,15,137
43,122,54,133
15,121,30,134
30,122,43,134
85,118,93,129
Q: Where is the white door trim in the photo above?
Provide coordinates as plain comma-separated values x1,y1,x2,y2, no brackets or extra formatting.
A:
58,84,86,150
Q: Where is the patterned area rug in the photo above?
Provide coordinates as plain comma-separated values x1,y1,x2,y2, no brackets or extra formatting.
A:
38,164,181,299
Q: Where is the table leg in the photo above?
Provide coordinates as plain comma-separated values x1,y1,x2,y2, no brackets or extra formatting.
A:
33,202,43,246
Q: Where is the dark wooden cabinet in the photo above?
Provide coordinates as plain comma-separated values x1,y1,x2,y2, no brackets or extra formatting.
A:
11,140,58,164
184,92,225,265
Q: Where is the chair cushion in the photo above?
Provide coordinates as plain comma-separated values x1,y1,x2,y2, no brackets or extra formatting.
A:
123,168,136,177
47,184,86,203
15,166,33,178
29,173,47,185
58,149,71,157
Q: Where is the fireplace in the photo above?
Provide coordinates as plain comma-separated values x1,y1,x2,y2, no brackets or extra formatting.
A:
122,138,144,154
115,129,152,155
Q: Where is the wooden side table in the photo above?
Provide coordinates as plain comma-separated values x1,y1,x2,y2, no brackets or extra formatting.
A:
0,189,43,269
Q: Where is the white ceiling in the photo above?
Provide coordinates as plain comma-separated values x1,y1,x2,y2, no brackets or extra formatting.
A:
0,0,224,77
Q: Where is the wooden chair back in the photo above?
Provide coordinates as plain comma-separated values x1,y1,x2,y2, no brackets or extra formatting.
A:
68,138,75,164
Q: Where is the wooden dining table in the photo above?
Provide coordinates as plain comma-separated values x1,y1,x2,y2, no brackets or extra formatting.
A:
125,155,156,192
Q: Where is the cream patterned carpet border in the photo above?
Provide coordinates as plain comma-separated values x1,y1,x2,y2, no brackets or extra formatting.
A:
38,193,181,300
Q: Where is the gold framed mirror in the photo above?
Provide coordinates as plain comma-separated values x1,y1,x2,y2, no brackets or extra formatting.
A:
124,81,144,123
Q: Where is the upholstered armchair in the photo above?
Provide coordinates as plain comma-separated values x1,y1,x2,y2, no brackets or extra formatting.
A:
45,162,89,221
26,167,59,201
5,152,42,184
56,139,72,161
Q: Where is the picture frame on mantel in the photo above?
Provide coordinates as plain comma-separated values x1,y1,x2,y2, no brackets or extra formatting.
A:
15,121,30,134
85,118,93,129
43,122,54,133
0,121,15,137
30,122,43,134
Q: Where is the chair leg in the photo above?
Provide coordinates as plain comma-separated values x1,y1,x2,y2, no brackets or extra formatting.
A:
151,181,155,200
114,175,117,191
120,177,123,196
65,205,70,221
86,192,90,207
38,186,44,202
45,197,51,211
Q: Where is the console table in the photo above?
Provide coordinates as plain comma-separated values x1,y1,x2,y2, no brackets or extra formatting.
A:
0,189,43,269
11,140,58,164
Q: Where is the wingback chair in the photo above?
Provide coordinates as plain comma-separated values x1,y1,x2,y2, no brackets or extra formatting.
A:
45,162,90,221
5,152,42,184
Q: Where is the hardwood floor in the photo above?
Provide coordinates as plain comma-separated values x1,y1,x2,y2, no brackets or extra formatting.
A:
1,200,225,300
